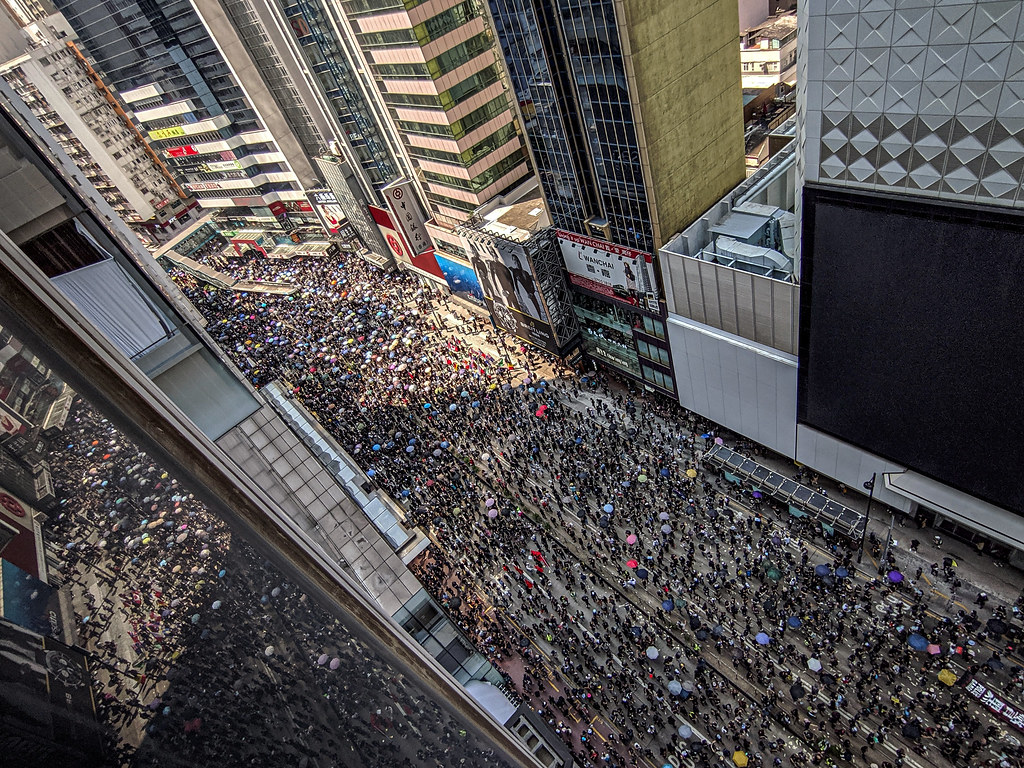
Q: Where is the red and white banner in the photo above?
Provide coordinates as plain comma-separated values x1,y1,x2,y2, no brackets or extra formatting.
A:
368,206,443,280
556,229,658,308
383,180,432,257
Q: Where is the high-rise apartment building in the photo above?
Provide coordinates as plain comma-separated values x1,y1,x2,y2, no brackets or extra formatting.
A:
0,12,195,245
51,0,323,233
337,0,536,264
487,0,745,391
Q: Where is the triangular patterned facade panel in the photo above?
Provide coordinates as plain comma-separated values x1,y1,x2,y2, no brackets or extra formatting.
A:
884,82,921,113
924,46,967,81
888,46,927,81
825,49,856,80
891,7,932,48
963,43,1012,81
957,81,1003,117
855,48,890,81
858,11,894,48
930,4,975,47
997,81,1024,119
919,81,959,116
969,1,1021,45
825,14,859,48
853,81,885,112
1006,42,1024,81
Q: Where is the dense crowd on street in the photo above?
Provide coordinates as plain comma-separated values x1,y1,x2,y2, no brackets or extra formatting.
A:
32,246,1024,768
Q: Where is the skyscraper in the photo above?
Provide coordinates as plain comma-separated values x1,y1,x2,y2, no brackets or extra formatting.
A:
487,0,745,391
52,0,323,233
0,11,195,245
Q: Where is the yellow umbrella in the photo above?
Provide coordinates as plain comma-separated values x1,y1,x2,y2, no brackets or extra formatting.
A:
937,668,957,686
733,751,749,767
686,468,698,478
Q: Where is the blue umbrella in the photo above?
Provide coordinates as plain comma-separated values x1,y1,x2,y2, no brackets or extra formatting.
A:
367,469,376,477
700,433,712,439
660,468,670,477
449,404,457,411
667,680,682,696
787,616,802,628
423,403,431,410
755,632,771,645
908,633,928,651
835,567,849,578
814,564,830,577
603,503,614,514
662,599,675,612
372,444,381,451
636,568,649,580
631,626,642,636
471,401,480,407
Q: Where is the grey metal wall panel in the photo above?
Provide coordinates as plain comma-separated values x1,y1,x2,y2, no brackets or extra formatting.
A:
668,315,798,457
662,256,799,355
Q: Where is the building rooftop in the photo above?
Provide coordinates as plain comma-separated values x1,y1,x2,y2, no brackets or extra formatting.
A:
477,197,549,242
742,12,797,45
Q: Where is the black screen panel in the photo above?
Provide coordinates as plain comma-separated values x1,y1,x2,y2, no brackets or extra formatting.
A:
799,186,1024,516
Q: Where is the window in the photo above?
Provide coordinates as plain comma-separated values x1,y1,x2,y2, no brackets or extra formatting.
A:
413,1,480,46
425,32,492,78
640,316,665,339
636,339,669,366
641,365,674,393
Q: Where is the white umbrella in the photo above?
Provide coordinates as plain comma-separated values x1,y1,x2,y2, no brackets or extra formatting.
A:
808,658,823,672
645,646,659,660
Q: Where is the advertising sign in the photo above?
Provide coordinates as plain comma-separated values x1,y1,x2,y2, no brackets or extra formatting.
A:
434,253,484,306
167,145,198,158
465,233,560,354
204,160,242,172
0,487,42,579
269,200,314,216
0,619,105,762
307,190,346,235
148,126,185,140
556,230,659,310
368,206,444,279
383,179,432,256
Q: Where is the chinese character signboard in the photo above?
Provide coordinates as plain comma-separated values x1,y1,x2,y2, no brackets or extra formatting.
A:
166,145,198,158
556,230,659,310
368,205,443,280
148,126,186,140
383,180,432,257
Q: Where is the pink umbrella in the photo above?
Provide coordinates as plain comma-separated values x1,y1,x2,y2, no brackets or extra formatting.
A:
487,509,498,519
714,437,724,445
329,658,341,670
926,644,942,655
485,498,495,507
317,654,329,666
626,534,637,545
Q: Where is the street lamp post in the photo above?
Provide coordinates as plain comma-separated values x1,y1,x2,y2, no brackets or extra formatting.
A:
856,473,876,564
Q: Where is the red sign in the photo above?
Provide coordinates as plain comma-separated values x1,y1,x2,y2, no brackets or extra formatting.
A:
0,492,25,518
167,145,198,158
368,206,443,279
555,229,652,263
269,200,314,216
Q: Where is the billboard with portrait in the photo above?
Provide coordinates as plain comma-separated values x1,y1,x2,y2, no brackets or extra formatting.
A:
464,233,560,354
556,230,659,310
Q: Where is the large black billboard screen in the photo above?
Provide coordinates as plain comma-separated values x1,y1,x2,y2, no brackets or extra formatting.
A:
799,187,1024,516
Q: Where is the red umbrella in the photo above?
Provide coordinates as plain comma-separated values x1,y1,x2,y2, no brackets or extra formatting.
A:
627,559,639,568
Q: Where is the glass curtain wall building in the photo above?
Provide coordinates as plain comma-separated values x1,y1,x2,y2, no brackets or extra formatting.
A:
486,0,744,391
